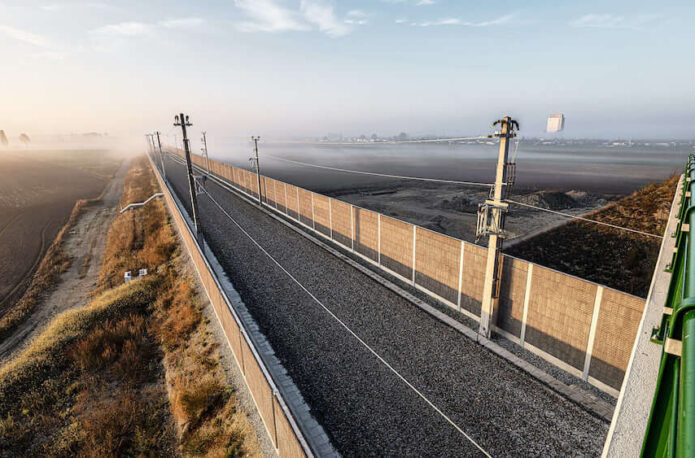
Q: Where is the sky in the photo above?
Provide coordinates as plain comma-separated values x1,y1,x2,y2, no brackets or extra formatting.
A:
0,0,693,141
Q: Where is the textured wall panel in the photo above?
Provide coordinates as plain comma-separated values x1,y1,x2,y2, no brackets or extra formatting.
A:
379,216,413,278
237,169,249,193
497,256,530,338
242,340,276,444
262,176,273,204
248,170,260,197
460,243,486,316
274,397,306,457
214,160,223,178
589,289,645,389
415,228,460,304
286,184,300,220
312,193,331,236
297,188,314,227
244,170,255,196
330,199,352,248
230,165,239,187
525,266,597,370
276,181,288,213
354,208,378,262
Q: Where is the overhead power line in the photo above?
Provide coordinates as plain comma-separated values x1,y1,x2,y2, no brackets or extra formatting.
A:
273,135,495,146
266,155,496,188
506,199,663,239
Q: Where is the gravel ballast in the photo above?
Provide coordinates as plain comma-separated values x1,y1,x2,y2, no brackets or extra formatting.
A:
164,157,608,456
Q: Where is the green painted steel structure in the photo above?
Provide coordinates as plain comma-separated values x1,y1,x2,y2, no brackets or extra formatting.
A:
643,156,695,457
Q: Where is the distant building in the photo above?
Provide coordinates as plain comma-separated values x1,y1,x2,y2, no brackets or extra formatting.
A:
546,114,565,133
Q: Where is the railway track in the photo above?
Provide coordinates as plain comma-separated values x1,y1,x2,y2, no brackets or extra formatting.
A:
163,155,608,456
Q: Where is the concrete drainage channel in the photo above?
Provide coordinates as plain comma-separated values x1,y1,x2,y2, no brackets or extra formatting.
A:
148,154,337,457
180,154,615,423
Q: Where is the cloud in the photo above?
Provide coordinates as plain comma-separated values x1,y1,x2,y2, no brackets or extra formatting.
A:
93,21,152,36
344,10,368,26
570,14,662,29
0,25,51,47
234,0,364,37
301,0,351,37
234,0,309,33
381,0,433,4
91,17,206,38
411,14,515,27
0,25,71,60
158,18,206,30
40,2,119,12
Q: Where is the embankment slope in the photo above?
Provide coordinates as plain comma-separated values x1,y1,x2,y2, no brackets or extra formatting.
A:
506,175,679,297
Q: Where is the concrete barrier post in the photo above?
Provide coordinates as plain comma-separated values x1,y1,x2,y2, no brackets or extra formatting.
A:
457,242,464,313
519,264,533,347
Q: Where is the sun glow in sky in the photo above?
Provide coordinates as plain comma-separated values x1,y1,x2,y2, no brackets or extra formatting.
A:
0,0,692,140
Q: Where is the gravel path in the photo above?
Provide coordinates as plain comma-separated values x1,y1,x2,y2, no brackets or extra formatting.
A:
164,156,608,457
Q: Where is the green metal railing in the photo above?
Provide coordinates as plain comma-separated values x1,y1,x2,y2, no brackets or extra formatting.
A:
642,155,695,457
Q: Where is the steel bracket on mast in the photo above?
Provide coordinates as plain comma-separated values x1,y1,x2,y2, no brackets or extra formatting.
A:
476,200,508,242
194,174,207,196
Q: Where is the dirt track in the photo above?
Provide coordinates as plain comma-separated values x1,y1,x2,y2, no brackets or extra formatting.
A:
0,160,128,364
0,152,112,312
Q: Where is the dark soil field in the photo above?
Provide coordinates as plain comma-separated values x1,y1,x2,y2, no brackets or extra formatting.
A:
0,150,120,314
506,175,679,297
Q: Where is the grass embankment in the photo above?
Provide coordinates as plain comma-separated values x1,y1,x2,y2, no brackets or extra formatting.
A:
506,175,679,297
0,156,260,456
0,199,91,342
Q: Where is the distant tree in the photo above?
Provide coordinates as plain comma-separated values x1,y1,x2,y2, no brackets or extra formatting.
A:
19,133,31,147
0,130,7,147
396,132,408,141
371,133,378,141
359,134,367,142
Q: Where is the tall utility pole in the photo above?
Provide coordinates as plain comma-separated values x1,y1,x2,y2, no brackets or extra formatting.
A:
145,134,154,154
148,134,158,161
479,116,519,338
155,131,166,180
174,113,202,237
252,136,262,204
201,131,211,176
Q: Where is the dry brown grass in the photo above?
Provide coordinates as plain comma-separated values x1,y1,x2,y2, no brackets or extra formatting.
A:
585,174,679,236
97,157,176,291
0,278,171,457
157,276,201,351
69,313,155,383
154,264,261,458
73,387,172,457
0,156,260,457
